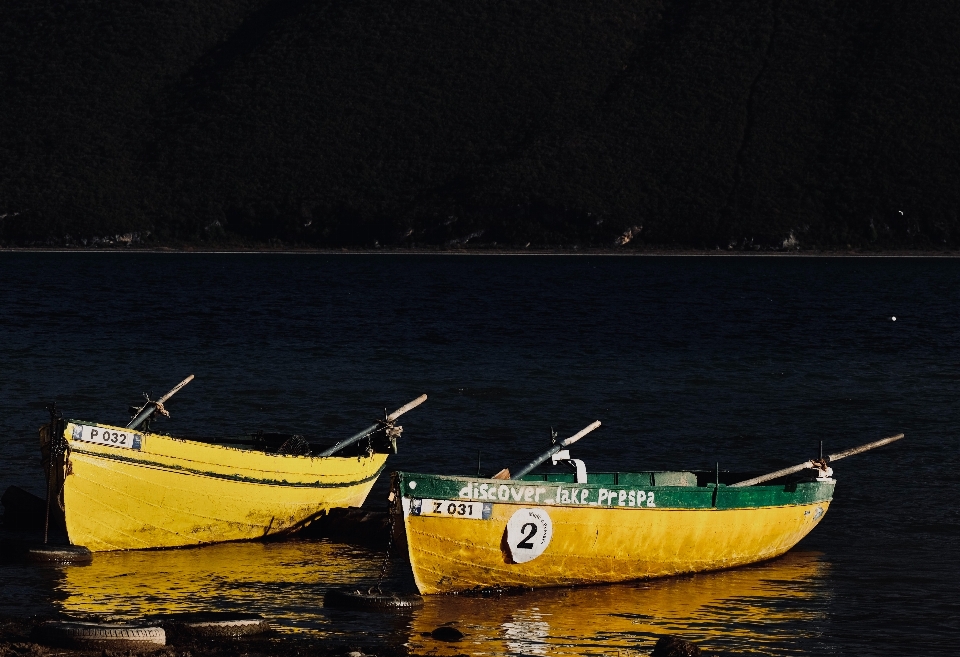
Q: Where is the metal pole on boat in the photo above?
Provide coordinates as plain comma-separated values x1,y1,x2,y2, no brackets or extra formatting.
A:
126,375,195,430
43,403,60,545
501,421,601,480
729,433,904,488
316,394,428,457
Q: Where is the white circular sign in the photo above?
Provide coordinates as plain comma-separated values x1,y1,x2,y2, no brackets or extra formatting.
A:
505,508,553,563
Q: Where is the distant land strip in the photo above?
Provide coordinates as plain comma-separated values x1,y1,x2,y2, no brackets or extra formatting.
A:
1,1,957,250
3,247,960,258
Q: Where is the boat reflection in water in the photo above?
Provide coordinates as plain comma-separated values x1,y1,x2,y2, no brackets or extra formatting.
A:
56,540,830,655
57,539,389,637
408,550,832,657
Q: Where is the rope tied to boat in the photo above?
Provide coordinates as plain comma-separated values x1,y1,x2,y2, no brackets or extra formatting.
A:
810,458,829,472
153,401,170,418
42,405,70,542
370,501,396,595
381,421,402,454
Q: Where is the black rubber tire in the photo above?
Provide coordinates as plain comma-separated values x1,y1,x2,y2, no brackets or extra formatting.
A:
25,545,93,563
33,620,165,651
160,612,271,638
324,588,424,611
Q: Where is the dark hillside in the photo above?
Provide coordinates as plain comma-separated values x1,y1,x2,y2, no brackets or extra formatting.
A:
1,0,957,248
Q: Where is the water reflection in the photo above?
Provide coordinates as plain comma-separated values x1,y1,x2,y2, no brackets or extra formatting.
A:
57,539,385,635
502,609,551,656
45,539,830,655
408,550,831,656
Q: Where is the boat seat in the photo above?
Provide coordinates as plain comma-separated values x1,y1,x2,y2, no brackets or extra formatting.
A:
652,471,698,487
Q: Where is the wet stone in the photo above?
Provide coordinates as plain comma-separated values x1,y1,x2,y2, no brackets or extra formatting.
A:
652,635,702,657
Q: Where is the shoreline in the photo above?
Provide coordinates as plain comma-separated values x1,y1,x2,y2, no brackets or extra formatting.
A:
0,613,408,657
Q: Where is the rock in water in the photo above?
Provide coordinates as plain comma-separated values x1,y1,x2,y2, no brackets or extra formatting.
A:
652,635,702,657
430,626,465,642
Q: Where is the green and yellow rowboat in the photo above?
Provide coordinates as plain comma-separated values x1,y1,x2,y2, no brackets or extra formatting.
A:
394,422,903,594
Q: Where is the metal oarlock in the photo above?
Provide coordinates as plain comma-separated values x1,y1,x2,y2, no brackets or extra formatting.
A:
127,374,195,430
317,394,427,457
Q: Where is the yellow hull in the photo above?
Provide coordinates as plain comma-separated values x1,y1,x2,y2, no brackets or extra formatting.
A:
57,421,387,552
403,494,830,594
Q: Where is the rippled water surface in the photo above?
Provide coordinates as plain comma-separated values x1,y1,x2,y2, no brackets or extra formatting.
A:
1,254,957,656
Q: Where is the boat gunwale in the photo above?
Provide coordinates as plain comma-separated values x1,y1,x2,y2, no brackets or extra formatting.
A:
70,447,389,488
63,419,389,488
394,470,835,510
64,418,354,458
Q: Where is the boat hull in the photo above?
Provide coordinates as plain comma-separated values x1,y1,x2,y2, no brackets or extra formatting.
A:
396,472,834,594
52,421,388,552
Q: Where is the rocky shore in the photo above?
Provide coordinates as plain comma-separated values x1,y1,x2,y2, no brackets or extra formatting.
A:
0,614,728,657
0,615,409,657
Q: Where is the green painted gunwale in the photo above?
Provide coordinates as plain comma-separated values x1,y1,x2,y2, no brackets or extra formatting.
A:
396,471,835,510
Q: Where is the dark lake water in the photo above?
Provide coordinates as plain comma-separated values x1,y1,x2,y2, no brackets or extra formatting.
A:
0,253,957,656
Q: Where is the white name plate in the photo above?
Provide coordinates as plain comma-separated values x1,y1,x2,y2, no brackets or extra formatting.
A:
72,424,142,450
411,498,492,520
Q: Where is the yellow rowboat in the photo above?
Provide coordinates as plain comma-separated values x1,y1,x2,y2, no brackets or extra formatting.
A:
39,383,426,552
395,470,833,594
394,426,903,594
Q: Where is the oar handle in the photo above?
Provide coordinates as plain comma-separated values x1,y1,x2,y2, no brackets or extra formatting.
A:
828,433,904,462
126,375,195,429
730,433,905,488
386,394,428,422
316,394,427,457
561,420,602,448
509,421,601,480
157,375,195,405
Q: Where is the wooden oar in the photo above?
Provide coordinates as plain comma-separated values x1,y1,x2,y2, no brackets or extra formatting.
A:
492,420,602,480
316,394,427,457
729,432,904,488
126,374,195,430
